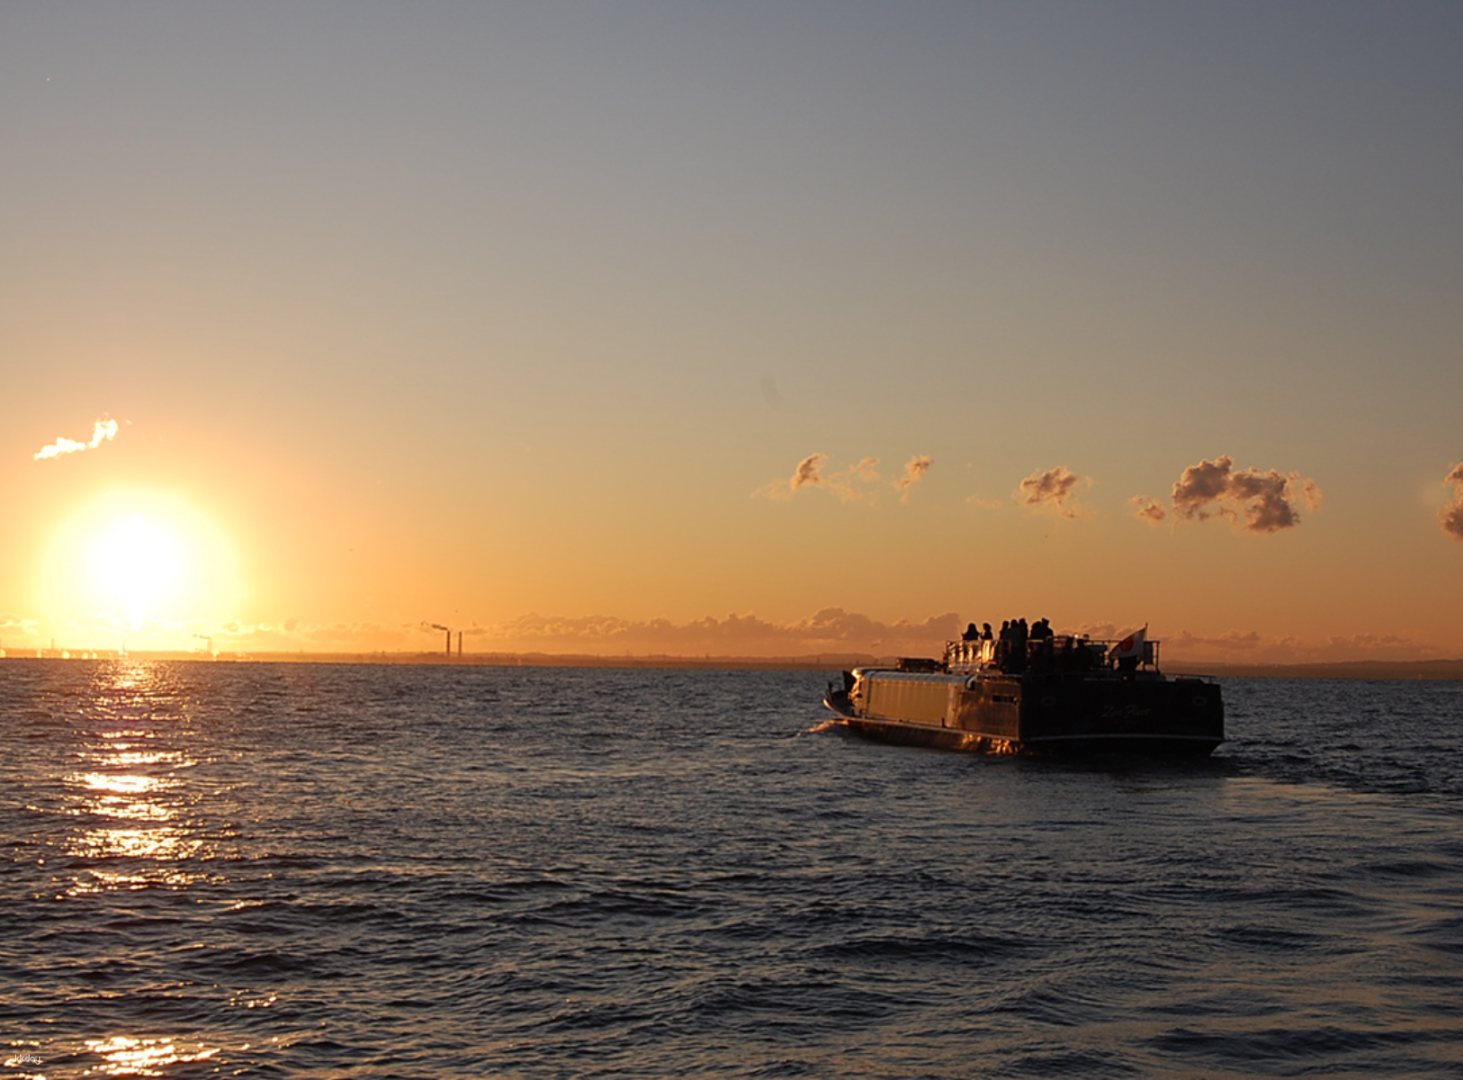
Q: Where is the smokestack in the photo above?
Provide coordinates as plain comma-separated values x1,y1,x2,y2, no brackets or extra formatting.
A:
457,631,462,657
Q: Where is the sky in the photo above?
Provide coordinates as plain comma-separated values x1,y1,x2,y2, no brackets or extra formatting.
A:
3,1,1461,663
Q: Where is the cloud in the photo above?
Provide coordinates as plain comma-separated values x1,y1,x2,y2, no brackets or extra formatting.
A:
791,452,827,491
1138,455,1321,533
892,455,932,502
487,608,961,656
1169,457,1232,518
1017,466,1090,518
34,418,119,461
23,610,1455,665
1130,496,1167,525
757,453,883,503
1,614,41,637
1440,461,1463,541
210,610,963,657
1164,629,1264,655
1163,628,1442,664
834,457,881,501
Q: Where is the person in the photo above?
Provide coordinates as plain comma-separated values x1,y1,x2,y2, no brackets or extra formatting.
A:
962,622,980,641
1030,618,1054,670
982,623,993,640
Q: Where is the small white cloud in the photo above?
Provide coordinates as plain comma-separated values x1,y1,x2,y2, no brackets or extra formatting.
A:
35,418,119,461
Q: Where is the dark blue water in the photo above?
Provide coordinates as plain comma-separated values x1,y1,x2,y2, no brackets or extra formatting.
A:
3,661,1461,1078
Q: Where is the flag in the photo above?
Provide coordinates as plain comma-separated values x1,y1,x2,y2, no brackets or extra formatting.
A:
1108,625,1148,661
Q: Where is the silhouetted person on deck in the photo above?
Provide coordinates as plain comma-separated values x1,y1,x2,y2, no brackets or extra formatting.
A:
1029,618,1054,671
1011,619,1028,673
962,622,980,641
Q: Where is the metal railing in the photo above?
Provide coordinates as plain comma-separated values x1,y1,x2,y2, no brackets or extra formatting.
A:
944,636,1160,674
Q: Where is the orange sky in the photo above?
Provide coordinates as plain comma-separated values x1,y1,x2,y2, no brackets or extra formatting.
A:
3,3,1462,663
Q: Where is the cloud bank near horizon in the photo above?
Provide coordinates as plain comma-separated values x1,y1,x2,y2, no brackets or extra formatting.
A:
16,608,1448,666
483,608,961,654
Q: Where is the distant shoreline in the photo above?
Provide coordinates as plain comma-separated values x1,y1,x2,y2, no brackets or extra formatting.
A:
4,650,1463,680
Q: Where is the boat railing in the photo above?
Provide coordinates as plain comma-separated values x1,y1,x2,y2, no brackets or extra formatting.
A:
944,638,997,669
944,636,1161,674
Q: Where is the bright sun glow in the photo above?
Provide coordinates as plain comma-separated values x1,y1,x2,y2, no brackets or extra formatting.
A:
91,513,183,631
41,491,241,648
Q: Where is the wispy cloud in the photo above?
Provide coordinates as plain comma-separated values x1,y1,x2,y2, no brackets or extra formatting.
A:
1134,455,1321,533
893,455,932,502
34,418,119,461
1017,466,1090,518
791,452,828,492
1439,461,1463,541
756,453,886,503
833,457,881,502
1,614,41,638
1129,496,1168,525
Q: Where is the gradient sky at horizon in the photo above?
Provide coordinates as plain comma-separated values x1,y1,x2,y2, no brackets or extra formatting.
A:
3,1,1461,661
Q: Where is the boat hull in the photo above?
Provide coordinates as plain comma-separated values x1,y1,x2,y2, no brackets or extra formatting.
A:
825,670,1223,756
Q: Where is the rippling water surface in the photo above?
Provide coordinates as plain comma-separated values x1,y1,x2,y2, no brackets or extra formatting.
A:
3,660,1462,1077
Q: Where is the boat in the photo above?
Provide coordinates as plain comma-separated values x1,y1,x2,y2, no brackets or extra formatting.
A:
822,626,1223,755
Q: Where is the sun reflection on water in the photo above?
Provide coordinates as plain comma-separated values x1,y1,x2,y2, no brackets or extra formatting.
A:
57,663,211,896
64,826,207,896
15,661,348,1078
81,1036,218,1077
74,771,165,796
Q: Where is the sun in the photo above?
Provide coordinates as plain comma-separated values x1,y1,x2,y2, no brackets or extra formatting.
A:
41,491,241,646
90,513,185,632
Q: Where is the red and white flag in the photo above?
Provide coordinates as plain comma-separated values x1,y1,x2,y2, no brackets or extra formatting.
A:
1108,625,1148,661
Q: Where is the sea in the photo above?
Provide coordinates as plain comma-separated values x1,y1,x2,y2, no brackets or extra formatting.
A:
2,660,1462,1079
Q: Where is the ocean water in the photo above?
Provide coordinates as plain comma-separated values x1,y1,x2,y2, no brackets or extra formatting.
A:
2,661,1462,1079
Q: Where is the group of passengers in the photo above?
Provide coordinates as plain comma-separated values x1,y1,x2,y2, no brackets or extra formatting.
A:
961,617,1053,645
960,616,1083,674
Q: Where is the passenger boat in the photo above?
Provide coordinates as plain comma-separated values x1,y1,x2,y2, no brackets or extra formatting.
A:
822,628,1223,755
